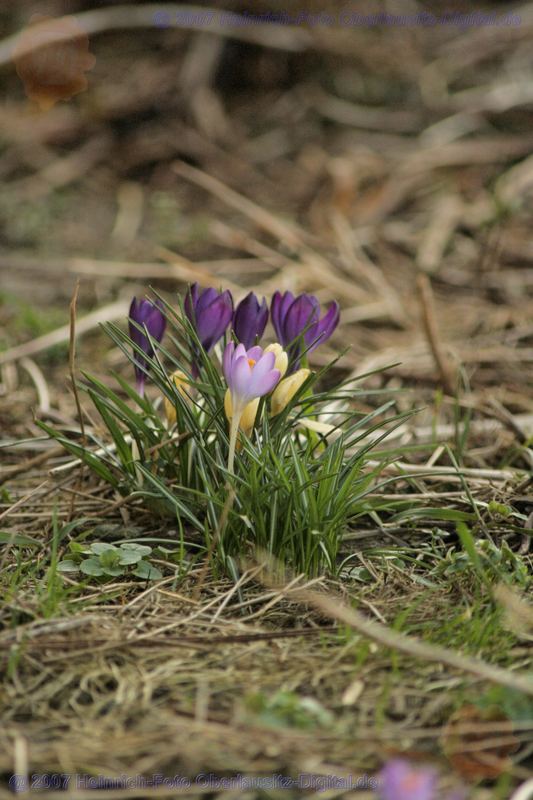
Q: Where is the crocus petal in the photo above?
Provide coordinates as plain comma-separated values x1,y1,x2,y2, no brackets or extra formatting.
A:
146,304,166,344
223,341,235,381
283,294,319,345
196,292,233,351
230,355,253,403
239,397,260,435
251,367,280,398
305,301,339,350
264,343,288,378
271,290,294,344
164,369,189,426
271,368,310,416
247,345,263,363
379,760,437,800
128,299,144,348
195,286,219,315
233,292,269,349
233,343,247,363
128,297,166,389
247,351,276,396
185,285,234,355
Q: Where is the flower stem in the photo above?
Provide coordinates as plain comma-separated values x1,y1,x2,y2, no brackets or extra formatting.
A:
227,409,242,474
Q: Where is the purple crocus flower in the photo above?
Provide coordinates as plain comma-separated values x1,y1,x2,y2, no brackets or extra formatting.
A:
184,283,233,353
223,342,281,471
233,292,268,349
270,291,339,369
379,760,438,800
128,297,166,396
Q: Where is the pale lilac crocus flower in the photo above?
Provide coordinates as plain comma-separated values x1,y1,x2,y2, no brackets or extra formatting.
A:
223,342,280,472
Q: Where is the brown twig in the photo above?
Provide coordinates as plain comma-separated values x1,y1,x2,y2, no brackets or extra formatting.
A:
416,272,456,396
67,281,86,520
0,446,65,487
68,281,85,445
299,588,533,697
0,4,311,71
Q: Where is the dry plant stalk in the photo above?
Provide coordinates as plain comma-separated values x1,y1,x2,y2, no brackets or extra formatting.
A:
416,272,456,396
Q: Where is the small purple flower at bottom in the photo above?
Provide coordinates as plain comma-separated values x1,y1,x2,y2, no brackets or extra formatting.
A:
379,760,438,800
128,297,166,396
270,290,339,370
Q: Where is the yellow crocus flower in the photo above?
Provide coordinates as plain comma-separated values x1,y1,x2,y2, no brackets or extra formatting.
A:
271,368,311,416
224,389,260,437
164,370,189,426
264,343,288,379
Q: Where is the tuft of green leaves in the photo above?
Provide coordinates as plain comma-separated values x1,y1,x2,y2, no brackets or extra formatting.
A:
242,690,334,730
58,542,162,580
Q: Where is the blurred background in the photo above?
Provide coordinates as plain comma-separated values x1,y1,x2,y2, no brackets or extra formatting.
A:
0,0,532,444
1,1,533,789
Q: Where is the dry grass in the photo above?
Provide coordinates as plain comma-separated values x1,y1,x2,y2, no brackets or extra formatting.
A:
0,0,532,796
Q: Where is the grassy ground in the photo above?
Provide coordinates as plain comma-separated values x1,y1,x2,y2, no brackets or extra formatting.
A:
1,1,532,797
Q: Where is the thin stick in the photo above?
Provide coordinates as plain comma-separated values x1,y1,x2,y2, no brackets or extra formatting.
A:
300,588,533,697
173,160,304,250
67,281,86,521
417,272,456,396
18,357,50,412
0,4,310,71
68,280,85,444
0,445,65,486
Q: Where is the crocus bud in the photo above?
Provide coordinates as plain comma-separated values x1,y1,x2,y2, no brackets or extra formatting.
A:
128,297,166,397
264,343,288,379
184,283,233,353
233,292,268,350
270,290,339,371
164,370,189,427
224,389,260,437
270,368,310,416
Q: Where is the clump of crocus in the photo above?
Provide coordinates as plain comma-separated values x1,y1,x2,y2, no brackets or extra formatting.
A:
233,292,268,349
271,291,339,370
128,298,166,396
164,369,190,427
271,368,310,416
223,342,281,472
184,283,233,375
379,760,438,800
